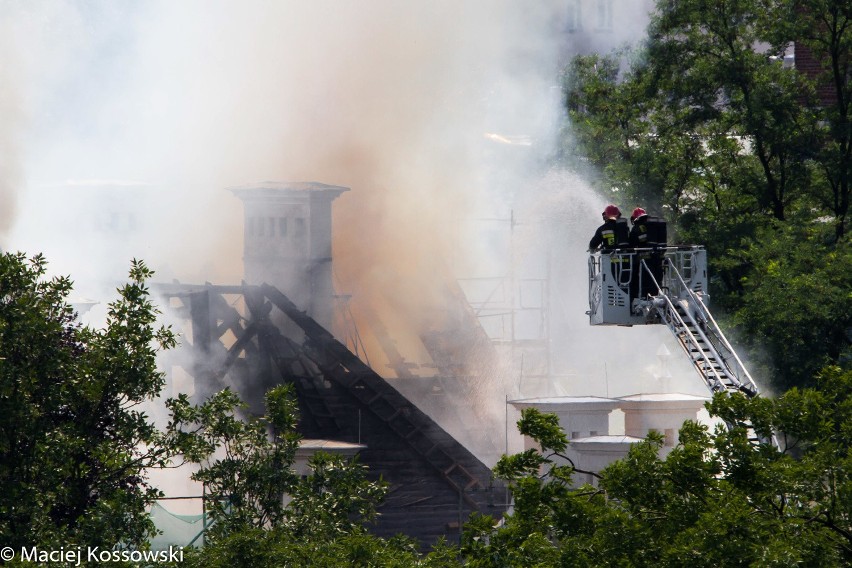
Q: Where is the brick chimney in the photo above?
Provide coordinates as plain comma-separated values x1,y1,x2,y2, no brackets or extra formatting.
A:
230,181,349,330
794,42,837,106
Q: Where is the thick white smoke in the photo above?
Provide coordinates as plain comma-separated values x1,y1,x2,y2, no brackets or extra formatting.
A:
4,1,561,303
3,1,706,495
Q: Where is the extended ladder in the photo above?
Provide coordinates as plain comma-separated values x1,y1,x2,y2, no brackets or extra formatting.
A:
588,247,776,446
640,260,776,447
643,260,759,399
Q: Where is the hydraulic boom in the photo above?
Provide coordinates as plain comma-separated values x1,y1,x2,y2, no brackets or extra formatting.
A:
588,246,760,398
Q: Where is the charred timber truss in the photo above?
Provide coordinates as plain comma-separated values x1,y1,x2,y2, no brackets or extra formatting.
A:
156,282,505,543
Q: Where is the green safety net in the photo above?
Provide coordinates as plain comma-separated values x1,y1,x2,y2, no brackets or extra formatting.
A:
149,502,206,550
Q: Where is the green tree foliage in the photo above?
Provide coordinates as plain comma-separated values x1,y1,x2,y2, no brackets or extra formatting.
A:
0,252,451,564
561,0,851,390
793,0,852,241
729,221,852,390
167,387,301,537
0,253,176,549
463,368,852,566
169,385,431,566
178,529,458,568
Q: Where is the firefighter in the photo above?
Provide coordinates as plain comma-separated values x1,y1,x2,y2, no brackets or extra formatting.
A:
628,207,666,302
588,204,629,251
589,204,631,289
628,207,667,248
628,207,649,247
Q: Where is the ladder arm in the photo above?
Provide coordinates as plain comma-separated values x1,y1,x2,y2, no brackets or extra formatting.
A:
641,260,777,448
642,264,733,396
662,261,759,397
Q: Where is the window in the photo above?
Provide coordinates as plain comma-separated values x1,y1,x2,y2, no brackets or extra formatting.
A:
595,0,613,31
295,218,306,237
279,217,288,237
248,217,255,237
566,0,582,32
257,217,265,237
268,217,275,237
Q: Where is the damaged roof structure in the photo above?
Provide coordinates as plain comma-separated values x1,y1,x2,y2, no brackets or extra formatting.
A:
155,182,509,545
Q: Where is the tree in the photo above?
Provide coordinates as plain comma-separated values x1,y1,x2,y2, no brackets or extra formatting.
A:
461,368,852,566
0,253,176,549
728,220,852,391
560,51,650,197
166,387,301,537
0,252,453,564
794,0,852,241
168,385,437,566
559,0,851,390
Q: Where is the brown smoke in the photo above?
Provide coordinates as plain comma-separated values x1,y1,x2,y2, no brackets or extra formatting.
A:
4,2,707,397
2,0,566,376
117,1,562,361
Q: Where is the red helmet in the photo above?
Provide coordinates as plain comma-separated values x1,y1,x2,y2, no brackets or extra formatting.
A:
603,204,621,219
630,207,647,222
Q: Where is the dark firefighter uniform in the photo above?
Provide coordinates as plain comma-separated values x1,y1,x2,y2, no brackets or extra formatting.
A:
629,216,650,247
589,218,630,251
590,218,631,288
629,213,667,300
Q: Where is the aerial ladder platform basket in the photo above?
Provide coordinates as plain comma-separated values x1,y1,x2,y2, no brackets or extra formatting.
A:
588,246,767,431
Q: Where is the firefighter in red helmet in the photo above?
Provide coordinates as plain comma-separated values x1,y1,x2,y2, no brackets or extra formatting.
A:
628,206,667,303
628,207,649,246
589,205,629,251
589,204,631,290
